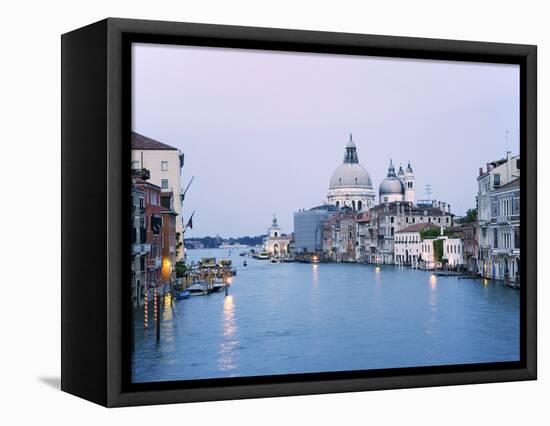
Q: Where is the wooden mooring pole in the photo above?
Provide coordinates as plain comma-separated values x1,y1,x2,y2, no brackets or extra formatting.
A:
155,287,160,342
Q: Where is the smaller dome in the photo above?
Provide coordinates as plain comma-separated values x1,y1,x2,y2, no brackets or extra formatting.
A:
379,177,404,196
379,159,405,196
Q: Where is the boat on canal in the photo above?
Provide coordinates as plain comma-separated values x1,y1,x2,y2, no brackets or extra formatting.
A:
253,252,270,260
175,290,190,300
187,282,210,296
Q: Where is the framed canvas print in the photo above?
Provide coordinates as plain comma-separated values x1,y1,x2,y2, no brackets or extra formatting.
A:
61,18,537,407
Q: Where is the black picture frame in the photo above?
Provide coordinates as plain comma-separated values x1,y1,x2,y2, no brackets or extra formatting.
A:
61,17,537,407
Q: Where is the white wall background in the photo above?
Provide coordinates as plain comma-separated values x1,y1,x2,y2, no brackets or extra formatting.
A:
1,0,546,424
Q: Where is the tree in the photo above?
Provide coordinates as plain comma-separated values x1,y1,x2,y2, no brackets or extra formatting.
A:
464,208,477,223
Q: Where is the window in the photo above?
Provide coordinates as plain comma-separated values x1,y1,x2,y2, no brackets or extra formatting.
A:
161,179,169,189
139,197,144,209
493,173,501,187
131,160,140,170
161,161,168,171
390,216,394,223
493,229,498,248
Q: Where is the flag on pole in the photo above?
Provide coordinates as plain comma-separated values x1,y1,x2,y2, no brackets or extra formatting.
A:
184,210,195,232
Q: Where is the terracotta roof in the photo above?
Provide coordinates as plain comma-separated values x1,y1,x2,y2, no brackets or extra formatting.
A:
396,223,438,233
132,131,179,151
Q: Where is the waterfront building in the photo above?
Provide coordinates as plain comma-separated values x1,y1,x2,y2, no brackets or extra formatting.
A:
131,181,148,307
476,152,520,283
294,205,337,256
488,179,520,285
161,191,178,284
443,238,464,267
459,222,478,273
132,132,185,260
134,177,163,294
263,214,293,256
394,223,438,267
322,208,357,262
327,134,376,211
356,211,378,263
365,201,454,264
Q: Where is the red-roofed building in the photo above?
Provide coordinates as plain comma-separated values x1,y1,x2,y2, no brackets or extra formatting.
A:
132,131,186,261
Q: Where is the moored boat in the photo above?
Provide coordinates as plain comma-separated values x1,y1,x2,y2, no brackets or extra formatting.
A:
175,290,190,300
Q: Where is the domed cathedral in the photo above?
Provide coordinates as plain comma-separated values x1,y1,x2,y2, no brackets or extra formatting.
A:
327,134,376,211
379,160,415,205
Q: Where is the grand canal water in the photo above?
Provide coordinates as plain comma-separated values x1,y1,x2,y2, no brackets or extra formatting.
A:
132,248,520,383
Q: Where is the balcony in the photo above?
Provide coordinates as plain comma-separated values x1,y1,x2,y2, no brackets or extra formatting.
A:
132,243,151,255
146,257,162,270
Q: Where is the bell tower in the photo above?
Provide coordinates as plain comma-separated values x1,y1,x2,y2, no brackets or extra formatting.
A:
404,162,415,204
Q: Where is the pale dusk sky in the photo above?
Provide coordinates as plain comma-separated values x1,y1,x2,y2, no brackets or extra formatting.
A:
132,43,519,237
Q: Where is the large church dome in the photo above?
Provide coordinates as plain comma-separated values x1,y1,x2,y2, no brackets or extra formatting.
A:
327,134,376,211
330,163,372,189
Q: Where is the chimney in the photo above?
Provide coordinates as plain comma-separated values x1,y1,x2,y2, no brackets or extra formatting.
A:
479,167,483,176
486,162,491,172
506,151,512,182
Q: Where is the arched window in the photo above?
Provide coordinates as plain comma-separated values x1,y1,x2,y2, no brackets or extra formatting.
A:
391,227,394,236
336,201,340,209
352,200,356,210
358,200,362,210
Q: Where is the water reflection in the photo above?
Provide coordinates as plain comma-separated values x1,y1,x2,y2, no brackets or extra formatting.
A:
133,248,520,383
312,264,319,288
427,273,439,337
218,295,239,373
429,273,437,288
163,293,173,321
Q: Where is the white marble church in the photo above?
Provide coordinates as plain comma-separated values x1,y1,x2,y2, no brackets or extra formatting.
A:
327,134,376,211
326,134,415,210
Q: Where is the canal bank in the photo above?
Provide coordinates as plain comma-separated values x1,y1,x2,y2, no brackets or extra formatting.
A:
132,248,520,383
